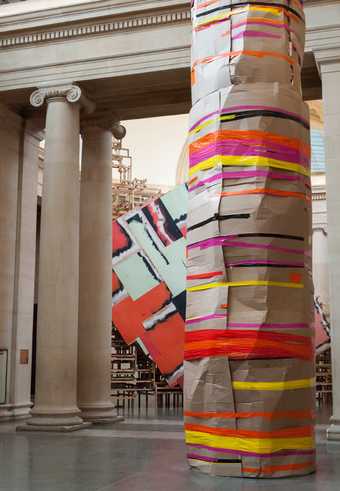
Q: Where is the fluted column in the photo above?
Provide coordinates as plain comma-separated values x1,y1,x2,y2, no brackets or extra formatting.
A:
77,123,119,422
24,85,88,430
315,58,340,440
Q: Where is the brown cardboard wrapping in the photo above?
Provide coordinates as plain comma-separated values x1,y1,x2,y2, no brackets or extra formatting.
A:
185,0,315,478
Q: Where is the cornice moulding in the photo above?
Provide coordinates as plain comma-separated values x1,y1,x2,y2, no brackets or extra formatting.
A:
0,47,190,91
0,7,191,48
0,0,191,32
0,1,337,51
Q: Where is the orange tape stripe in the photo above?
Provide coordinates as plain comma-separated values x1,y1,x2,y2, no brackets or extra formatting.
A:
196,0,224,9
220,188,310,202
184,410,315,421
243,461,314,474
187,271,224,280
190,130,310,157
233,16,298,27
185,338,312,349
185,423,313,439
185,339,313,359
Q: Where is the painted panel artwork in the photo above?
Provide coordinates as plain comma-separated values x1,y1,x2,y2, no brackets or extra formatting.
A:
112,185,187,386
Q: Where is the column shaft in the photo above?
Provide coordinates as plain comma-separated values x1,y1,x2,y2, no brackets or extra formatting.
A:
78,126,116,421
320,63,340,439
29,96,83,427
0,105,22,419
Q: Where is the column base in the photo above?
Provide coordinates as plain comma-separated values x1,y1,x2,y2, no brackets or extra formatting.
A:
17,422,91,433
17,406,90,432
0,402,33,422
79,402,124,424
327,419,340,441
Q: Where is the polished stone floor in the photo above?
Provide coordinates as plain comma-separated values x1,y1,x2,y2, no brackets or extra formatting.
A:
0,405,339,491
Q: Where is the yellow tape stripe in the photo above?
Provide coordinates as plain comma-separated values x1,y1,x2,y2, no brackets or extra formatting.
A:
195,7,248,27
189,117,216,135
196,6,282,28
186,431,315,453
232,378,315,391
187,281,304,292
189,114,239,135
188,155,309,177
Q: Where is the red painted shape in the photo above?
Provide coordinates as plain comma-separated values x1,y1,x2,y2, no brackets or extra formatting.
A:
112,281,184,377
112,220,131,253
112,282,171,343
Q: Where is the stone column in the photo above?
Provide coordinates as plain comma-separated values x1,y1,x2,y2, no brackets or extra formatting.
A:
316,58,340,440
0,104,23,419
0,109,41,422
23,85,89,430
77,123,119,423
10,122,41,420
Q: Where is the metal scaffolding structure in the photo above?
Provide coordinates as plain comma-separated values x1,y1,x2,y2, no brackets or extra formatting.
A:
112,138,162,219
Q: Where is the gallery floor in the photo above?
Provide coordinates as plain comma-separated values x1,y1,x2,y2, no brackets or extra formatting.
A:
0,406,339,491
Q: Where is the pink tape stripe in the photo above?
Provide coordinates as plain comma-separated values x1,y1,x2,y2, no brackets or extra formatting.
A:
189,143,309,168
232,30,282,40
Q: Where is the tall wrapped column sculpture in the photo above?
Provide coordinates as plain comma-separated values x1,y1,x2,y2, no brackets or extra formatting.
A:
185,0,315,478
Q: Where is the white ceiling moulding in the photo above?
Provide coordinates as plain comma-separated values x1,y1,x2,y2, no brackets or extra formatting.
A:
0,0,191,30
0,8,191,48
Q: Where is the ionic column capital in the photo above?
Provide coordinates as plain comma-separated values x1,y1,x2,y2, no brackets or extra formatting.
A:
81,118,126,140
30,85,95,114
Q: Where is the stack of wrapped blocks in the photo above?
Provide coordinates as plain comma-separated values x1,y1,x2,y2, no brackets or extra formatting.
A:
185,0,315,478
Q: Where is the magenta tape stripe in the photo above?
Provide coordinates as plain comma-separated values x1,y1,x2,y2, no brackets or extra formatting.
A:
189,154,308,169
188,238,306,255
190,109,221,131
190,106,309,131
189,170,305,191
189,142,309,165
187,444,315,458
189,142,309,167
187,314,226,325
191,138,309,158
232,30,282,40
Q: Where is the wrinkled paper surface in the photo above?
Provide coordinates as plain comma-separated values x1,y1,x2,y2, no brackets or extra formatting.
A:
185,0,315,478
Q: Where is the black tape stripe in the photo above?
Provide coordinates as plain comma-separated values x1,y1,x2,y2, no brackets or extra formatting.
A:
236,233,304,241
195,1,304,22
220,110,309,130
188,213,250,231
